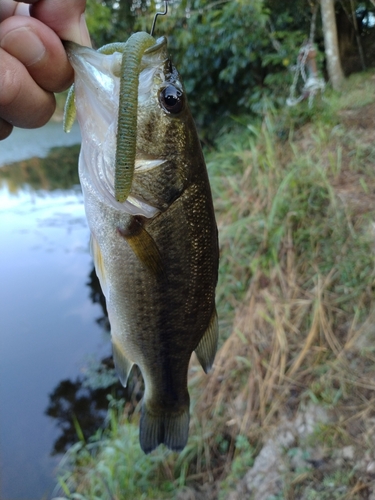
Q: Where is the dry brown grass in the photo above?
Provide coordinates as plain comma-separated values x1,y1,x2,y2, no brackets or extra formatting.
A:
186,83,375,496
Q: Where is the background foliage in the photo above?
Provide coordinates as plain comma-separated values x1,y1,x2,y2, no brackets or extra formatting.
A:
85,0,375,138
51,1,375,498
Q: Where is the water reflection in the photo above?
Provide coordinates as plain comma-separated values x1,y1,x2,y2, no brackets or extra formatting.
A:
0,138,112,500
45,360,119,456
45,267,143,456
0,144,80,192
45,355,143,456
0,121,81,167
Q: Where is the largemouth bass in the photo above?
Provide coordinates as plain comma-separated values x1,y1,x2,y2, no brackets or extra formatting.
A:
64,33,219,453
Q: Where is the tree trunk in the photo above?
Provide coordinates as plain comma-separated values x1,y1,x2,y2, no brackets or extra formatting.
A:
320,0,344,90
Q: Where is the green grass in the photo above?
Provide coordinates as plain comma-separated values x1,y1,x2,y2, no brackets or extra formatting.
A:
54,70,375,499
325,70,375,111
54,399,176,499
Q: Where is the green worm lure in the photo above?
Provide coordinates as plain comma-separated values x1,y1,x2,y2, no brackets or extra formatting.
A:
114,32,155,202
64,32,156,203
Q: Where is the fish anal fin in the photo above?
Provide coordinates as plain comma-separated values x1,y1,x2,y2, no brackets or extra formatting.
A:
139,403,190,454
90,234,108,296
117,216,163,276
112,339,134,387
195,308,219,374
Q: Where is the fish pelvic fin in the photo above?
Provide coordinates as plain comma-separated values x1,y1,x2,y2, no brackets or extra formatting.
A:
90,234,108,296
112,339,134,387
139,404,190,454
117,216,164,276
195,307,219,374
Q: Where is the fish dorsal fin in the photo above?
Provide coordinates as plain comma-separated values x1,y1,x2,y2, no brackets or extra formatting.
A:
90,234,108,297
112,339,134,387
117,216,164,276
195,308,218,374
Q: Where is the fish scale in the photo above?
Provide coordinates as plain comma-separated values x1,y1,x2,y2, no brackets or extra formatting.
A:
65,33,219,453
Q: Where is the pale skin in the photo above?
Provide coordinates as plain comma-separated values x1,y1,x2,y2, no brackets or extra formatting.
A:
0,0,91,140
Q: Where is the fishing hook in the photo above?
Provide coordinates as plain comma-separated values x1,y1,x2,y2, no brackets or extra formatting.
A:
150,1,168,37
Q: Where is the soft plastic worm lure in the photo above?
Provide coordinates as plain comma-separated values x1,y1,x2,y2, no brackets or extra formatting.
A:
64,33,156,202
64,2,169,203
114,32,155,202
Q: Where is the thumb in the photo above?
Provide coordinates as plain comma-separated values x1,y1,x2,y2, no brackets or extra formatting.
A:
30,0,91,46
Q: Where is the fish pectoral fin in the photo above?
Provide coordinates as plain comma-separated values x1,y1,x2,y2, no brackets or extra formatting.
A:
139,403,190,454
195,308,219,374
63,84,76,133
118,217,163,276
90,234,108,296
112,340,134,387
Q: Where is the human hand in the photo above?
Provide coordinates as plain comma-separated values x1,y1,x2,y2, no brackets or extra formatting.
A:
0,0,91,140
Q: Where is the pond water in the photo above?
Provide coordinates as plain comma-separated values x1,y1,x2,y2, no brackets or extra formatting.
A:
0,121,81,167
0,123,113,499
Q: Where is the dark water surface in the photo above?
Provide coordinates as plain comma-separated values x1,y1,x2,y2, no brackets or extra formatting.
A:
0,124,111,499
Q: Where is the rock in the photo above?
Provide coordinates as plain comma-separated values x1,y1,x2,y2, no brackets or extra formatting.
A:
295,403,329,438
176,487,196,500
243,431,294,500
231,404,331,500
227,485,247,500
342,445,355,460
289,447,311,471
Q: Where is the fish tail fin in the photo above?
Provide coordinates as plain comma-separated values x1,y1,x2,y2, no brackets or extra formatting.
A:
139,403,190,454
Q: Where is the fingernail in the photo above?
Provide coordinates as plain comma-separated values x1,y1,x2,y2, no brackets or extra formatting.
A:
62,14,91,47
1,27,46,67
79,14,92,47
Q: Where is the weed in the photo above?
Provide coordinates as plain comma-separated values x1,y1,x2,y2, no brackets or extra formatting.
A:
54,399,176,499
218,435,255,499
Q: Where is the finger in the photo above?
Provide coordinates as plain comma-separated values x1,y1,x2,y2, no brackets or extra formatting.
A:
30,0,91,46
0,48,55,128
0,1,29,20
0,117,13,140
0,16,73,92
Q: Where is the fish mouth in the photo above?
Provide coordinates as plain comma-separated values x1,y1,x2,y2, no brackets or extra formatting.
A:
65,36,167,218
62,40,75,53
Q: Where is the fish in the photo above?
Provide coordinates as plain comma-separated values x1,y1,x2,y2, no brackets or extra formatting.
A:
64,32,219,453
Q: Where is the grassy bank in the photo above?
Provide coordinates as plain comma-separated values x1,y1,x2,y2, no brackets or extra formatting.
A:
54,70,375,499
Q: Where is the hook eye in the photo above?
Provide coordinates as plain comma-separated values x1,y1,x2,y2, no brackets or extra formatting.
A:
150,1,168,37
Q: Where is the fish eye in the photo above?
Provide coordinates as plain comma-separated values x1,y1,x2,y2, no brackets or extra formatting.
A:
159,85,184,114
